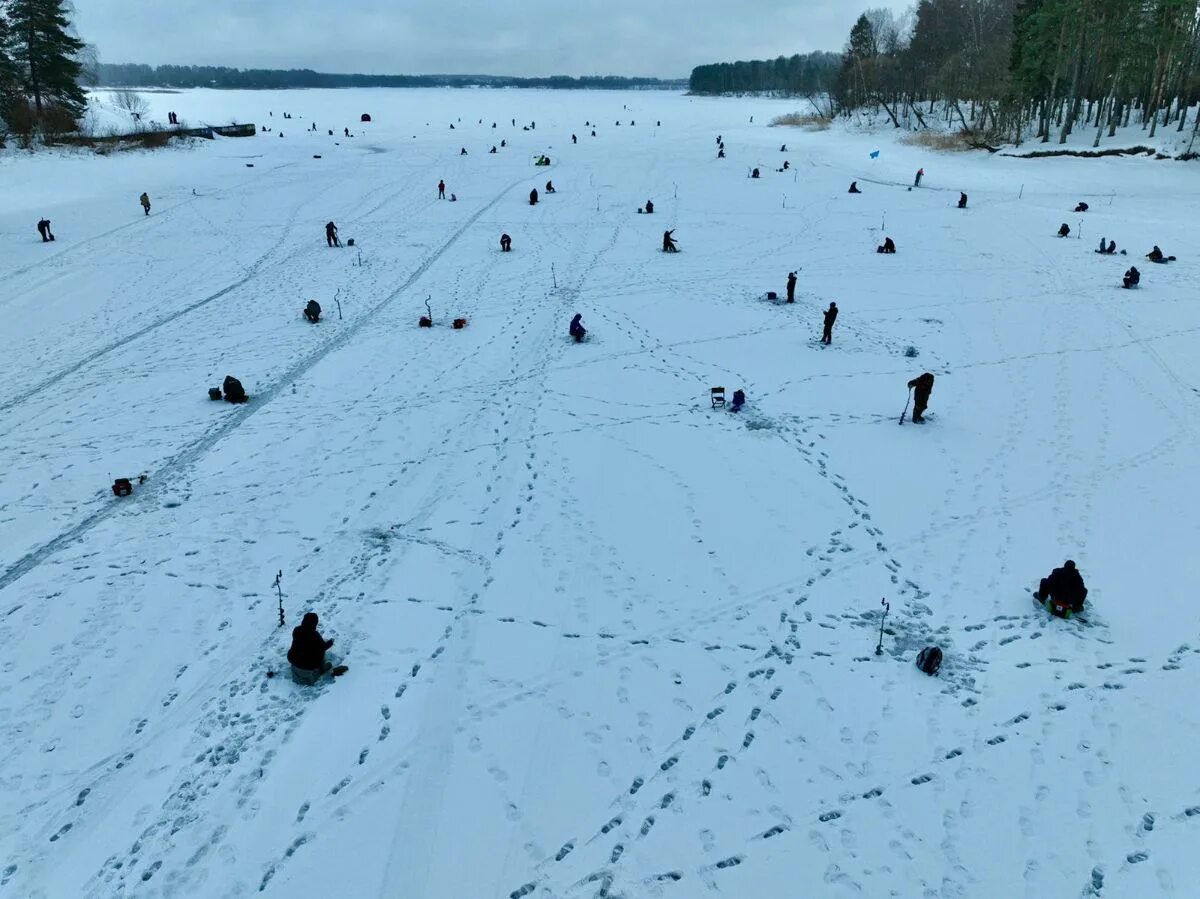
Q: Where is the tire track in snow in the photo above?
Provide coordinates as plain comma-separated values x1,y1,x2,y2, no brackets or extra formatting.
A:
0,175,527,598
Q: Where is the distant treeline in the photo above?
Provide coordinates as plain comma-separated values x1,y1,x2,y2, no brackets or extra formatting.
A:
94,64,687,91
688,52,841,96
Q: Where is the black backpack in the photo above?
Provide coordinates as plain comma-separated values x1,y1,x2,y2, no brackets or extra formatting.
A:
916,646,943,675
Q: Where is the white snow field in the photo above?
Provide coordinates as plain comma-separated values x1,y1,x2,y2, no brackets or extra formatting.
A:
2,88,1199,899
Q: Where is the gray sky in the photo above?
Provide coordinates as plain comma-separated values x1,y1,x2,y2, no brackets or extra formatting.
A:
75,0,912,80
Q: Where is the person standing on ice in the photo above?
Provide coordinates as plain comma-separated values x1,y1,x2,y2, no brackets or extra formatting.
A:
139,192,151,215
37,218,55,242
438,179,446,199
906,372,934,423
1036,560,1088,613
325,221,340,248
529,188,539,206
822,302,838,344
914,168,924,187
958,192,968,208
287,612,335,685
500,233,512,252
786,271,797,303
662,230,678,253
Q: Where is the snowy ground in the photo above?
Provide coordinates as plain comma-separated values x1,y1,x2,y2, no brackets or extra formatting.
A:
1,88,1199,899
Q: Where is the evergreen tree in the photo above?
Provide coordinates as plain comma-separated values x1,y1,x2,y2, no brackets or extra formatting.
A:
6,0,86,120
0,11,22,125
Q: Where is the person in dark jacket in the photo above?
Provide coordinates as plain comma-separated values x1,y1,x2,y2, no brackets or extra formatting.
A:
500,233,512,252
751,167,760,178
438,179,446,199
140,192,151,215
662,230,678,253
958,192,968,208
1122,266,1140,289
490,145,497,153
822,302,838,344
644,199,654,214
223,375,248,404
529,188,539,205
717,147,725,158
877,237,896,254
287,612,334,684
37,218,55,242
1036,560,1088,612
304,299,321,323
731,388,746,412
545,181,555,193
325,221,340,247
569,313,586,342
1074,201,1089,212
848,181,861,193
1058,223,1071,238
907,372,934,422
1146,245,1175,263
786,271,797,303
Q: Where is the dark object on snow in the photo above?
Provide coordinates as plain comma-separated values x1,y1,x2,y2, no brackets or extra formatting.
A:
535,155,550,166
419,316,432,328
460,147,467,155
822,302,838,344
223,375,248,404
958,192,967,208
779,144,787,152
1096,238,1117,255
112,478,133,497
877,237,896,254
767,291,778,301
906,372,934,423
140,192,151,215
500,233,512,252
1123,266,1140,289
717,148,725,158
304,299,322,323
662,230,678,253
361,113,371,122
711,386,726,408
914,168,924,187
312,154,322,159
644,200,654,214
452,318,467,329
569,313,586,343
545,181,555,193
287,612,334,683
1146,245,1175,263
346,238,355,247
438,179,446,199
325,221,340,247
731,389,746,412
208,387,222,401
1036,560,1088,615
1074,201,1089,212
490,145,497,153
1058,223,1071,238
37,218,55,242
916,646,942,675
751,168,760,178
786,271,797,303
529,188,539,205
848,181,861,193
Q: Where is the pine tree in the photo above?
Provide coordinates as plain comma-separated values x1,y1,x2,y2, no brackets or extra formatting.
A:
6,0,86,121
0,11,22,125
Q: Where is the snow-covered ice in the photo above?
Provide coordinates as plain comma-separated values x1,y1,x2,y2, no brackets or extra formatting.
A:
2,88,1199,898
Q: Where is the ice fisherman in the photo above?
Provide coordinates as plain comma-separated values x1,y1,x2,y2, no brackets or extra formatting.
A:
287,612,335,685
662,230,678,253
500,233,512,252
786,271,797,303
1035,560,1088,613
37,218,55,242
569,313,586,342
906,372,934,423
1123,266,1140,289
958,192,968,208
877,236,896,254
325,221,340,247
438,179,446,199
822,302,838,344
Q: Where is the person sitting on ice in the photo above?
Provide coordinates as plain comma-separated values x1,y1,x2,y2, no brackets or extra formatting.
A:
779,144,787,152
287,612,335,685
460,147,468,155
848,181,861,194
303,299,321,323
222,375,248,404
545,181,555,193
782,160,790,170
500,233,512,252
1074,201,1089,212
644,199,654,214
958,192,968,208
1035,560,1088,613
877,236,896,254
751,167,760,178
717,147,725,158
731,389,746,412
529,188,539,206
662,229,679,253
490,145,498,153
1122,266,1140,289
1097,237,1109,254
569,313,587,342
1146,245,1175,263
1057,223,1071,238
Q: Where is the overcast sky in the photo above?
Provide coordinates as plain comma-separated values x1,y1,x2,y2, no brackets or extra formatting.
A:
75,0,912,79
